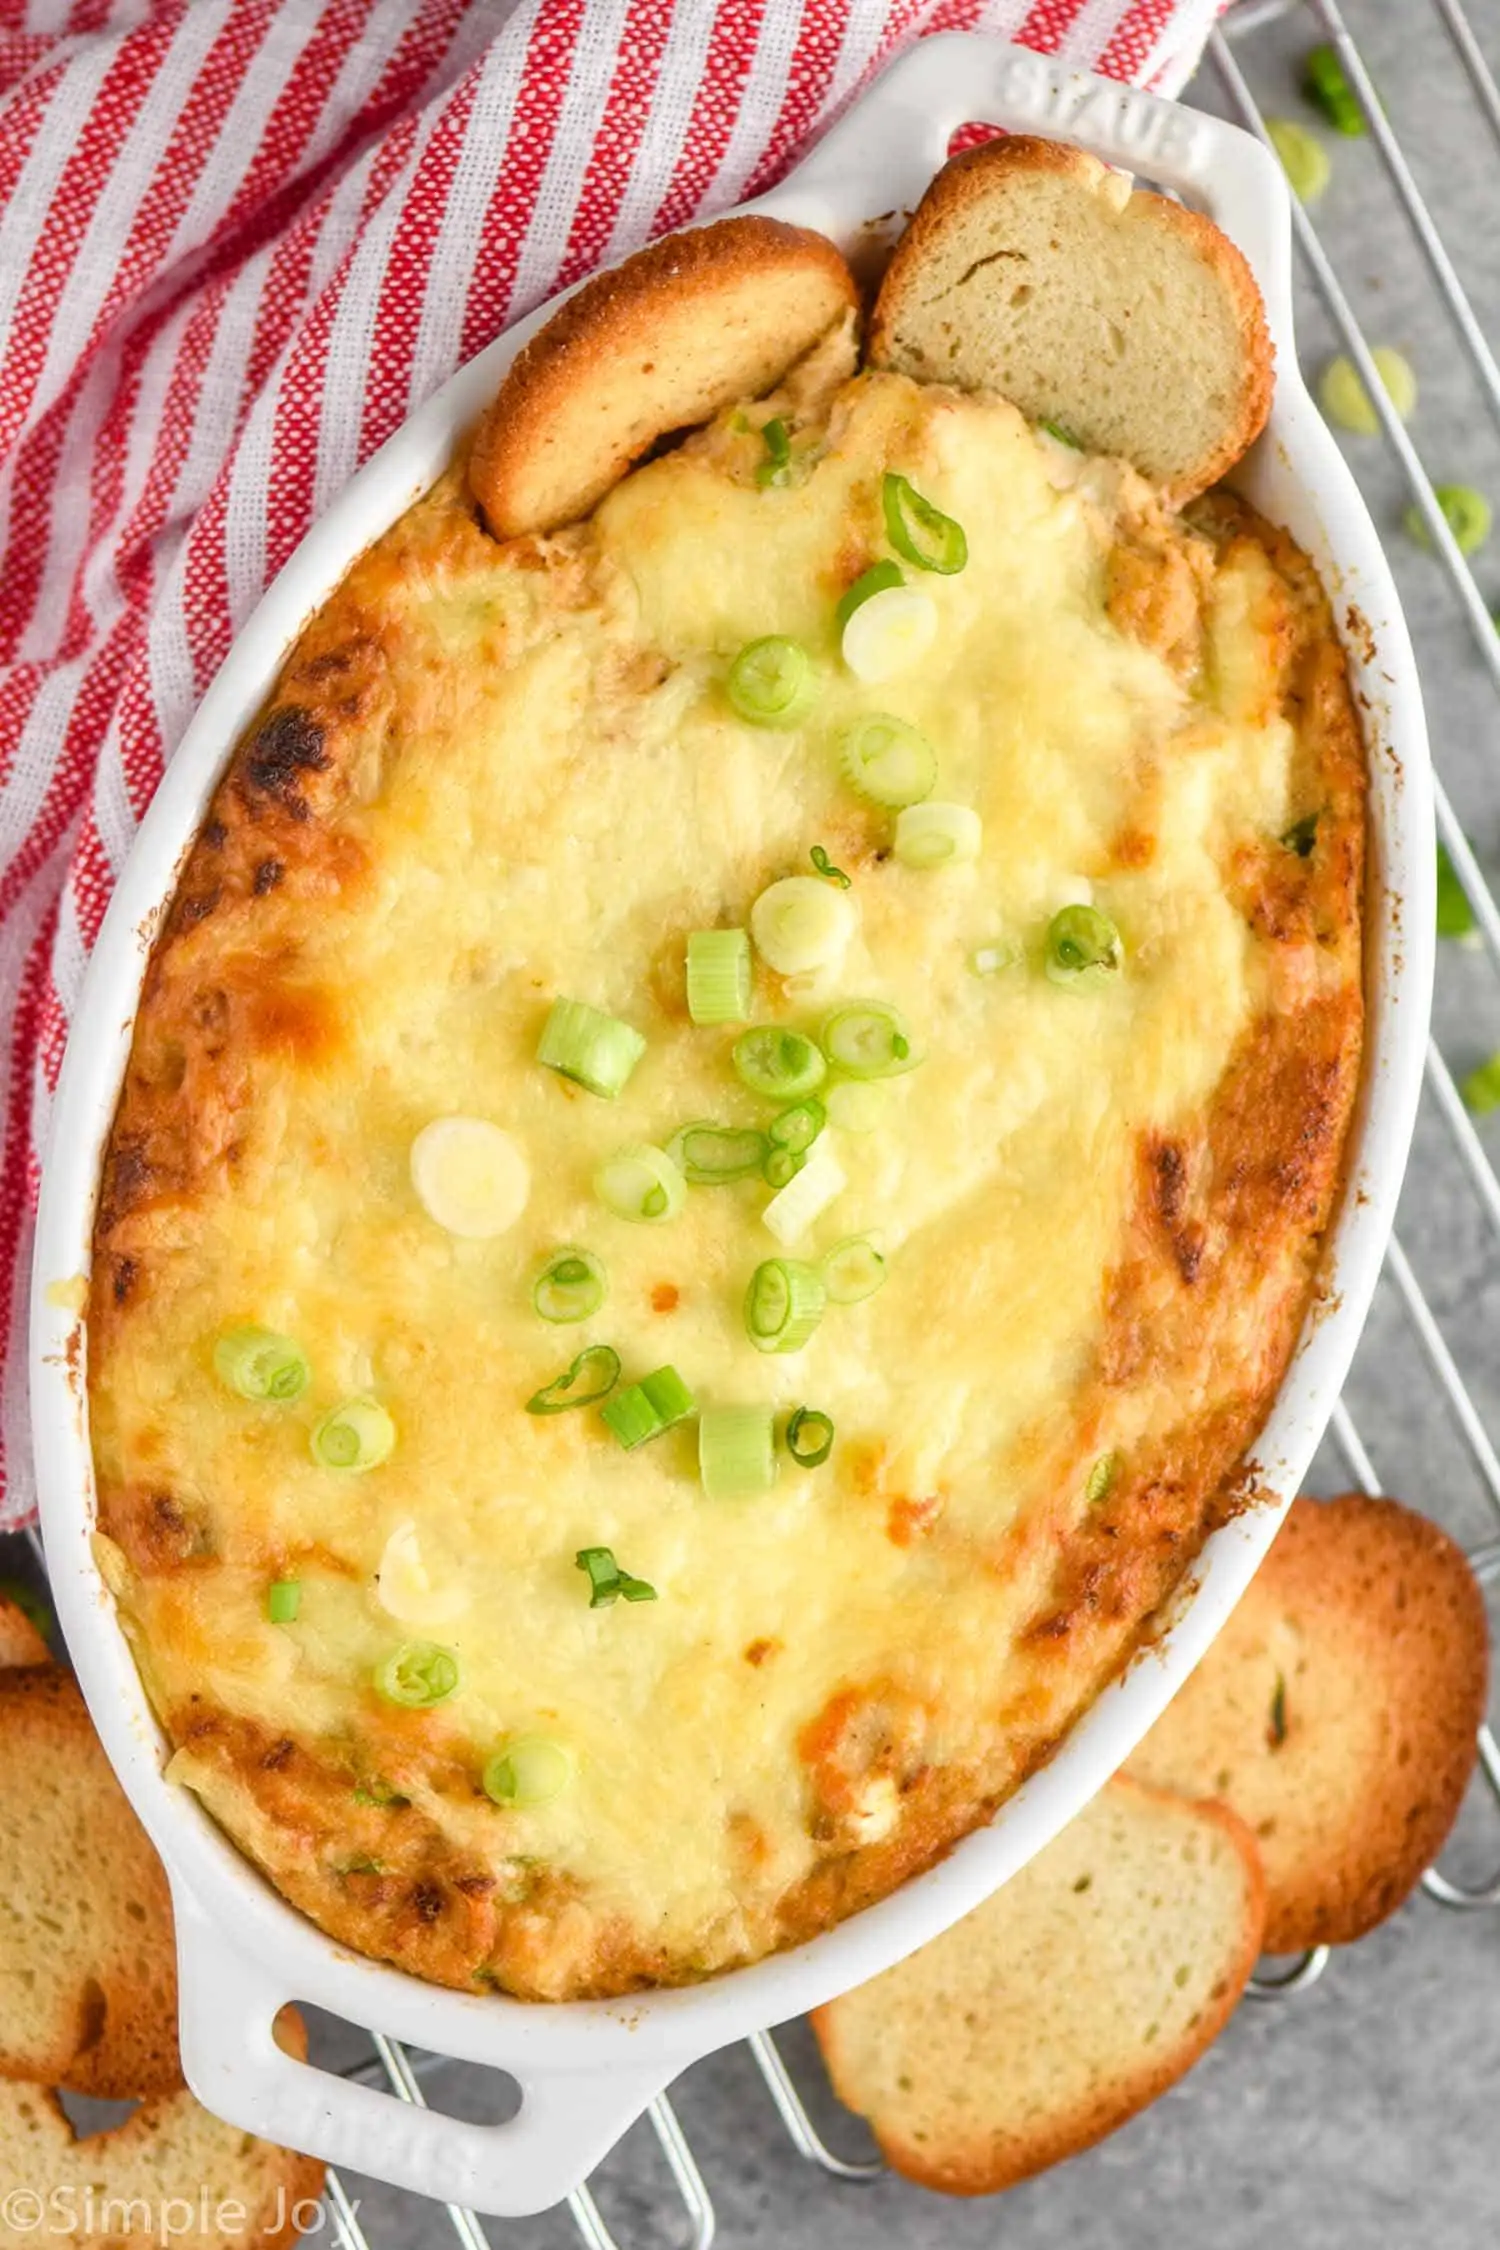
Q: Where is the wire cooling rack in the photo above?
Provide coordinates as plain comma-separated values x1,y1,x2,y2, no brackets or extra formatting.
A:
20,0,1500,2237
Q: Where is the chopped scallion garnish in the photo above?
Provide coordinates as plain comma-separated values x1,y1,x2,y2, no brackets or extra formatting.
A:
666,1122,768,1184
756,416,794,489
726,635,817,727
595,1143,687,1224
601,1364,695,1449
532,1247,607,1324
1266,117,1330,204
820,999,918,1079
686,928,752,1024
1318,348,1416,436
1282,813,1319,858
1462,1052,1500,1116
1039,416,1082,449
881,472,967,575
1437,843,1478,942
526,1345,621,1415
769,1097,825,1155
373,1641,460,1708
537,998,645,1099
810,845,851,888
745,1258,826,1353
1405,485,1492,558
786,1406,834,1468
894,801,982,870
763,1144,807,1190
266,1578,301,1625
840,583,937,684
821,1235,886,1305
409,1115,530,1239
839,713,937,809
835,558,904,629
482,1736,574,1807
751,874,857,975
214,1326,309,1403
762,1139,846,1245
575,1546,657,1607
698,1405,778,1501
310,1397,395,1472
733,1025,828,1101
1303,40,1364,134
1045,904,1123,991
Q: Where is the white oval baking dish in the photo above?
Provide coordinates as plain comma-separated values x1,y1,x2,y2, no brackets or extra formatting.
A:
30,31,1431,2219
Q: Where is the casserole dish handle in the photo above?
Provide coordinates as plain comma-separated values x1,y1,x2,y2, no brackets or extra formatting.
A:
171,1885,675,2217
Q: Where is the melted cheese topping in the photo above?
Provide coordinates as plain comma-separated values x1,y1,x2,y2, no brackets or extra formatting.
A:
93,374,1303,1970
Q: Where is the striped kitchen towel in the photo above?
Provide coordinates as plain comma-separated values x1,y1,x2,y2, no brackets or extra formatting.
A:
0,0,1228,1526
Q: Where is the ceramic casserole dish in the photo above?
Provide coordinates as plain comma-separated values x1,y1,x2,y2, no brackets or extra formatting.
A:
30,33,1432,2218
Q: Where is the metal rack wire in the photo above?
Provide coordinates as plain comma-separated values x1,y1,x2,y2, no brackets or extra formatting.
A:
27,0,1500,2236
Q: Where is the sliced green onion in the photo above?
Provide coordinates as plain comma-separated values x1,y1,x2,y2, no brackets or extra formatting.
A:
1318,347,1416,436
686,928,752,1024
699,1405,778,1501
1039,417,1082,449
1462,1052,1500,1117
820,999,918,1079
1282,813,1319,858
895,801,982,870
824,1080,884,1133
969,939,1021,977
537,999,646,1099
310,1397,395,1472
763,1139,846,1245
1045,904,1123,991
733,1025,828,1101
882,472,967,575
726,636,817,727
1405,484,1492,558
756,416,793,489
410,1115,530,1239
1266,116,1330,204
601,1364,695,1448
810,845,851,889
750,874,857,976
821,1236,886,1305
482,1736,574,1808
373,1641,460,1708
595,1143,687,1223
532,1247,607,1324
575,1546,657,1606
214,1327,309,1403
526,1344,621,1415
1437,843,1478,943
666,1122,768,1184
266,1578,301,1625
1303,41,1364,134
745,1259,826,1353
762,1144,807,1190
840,584,937,684
769,1097,825,1155
786,1406,834,1468
1085,1451,1119,1505
839,713,937,809
835,558,904,629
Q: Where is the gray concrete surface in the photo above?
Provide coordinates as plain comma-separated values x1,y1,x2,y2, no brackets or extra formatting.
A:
7,1,1500,2242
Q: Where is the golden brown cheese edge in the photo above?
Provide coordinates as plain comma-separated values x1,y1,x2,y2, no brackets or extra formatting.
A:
87,463,1365,2002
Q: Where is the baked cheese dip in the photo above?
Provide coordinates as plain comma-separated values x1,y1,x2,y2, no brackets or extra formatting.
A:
88,332,1364,2001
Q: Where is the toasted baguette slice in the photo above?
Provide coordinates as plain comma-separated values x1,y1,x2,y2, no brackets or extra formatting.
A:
0,1593,49,1667
470,216,859,537
1129,1493,1489,1949
0,2010,323,2250
0,1668,179,2098
868,137,1273,504
813,1776,1264,2196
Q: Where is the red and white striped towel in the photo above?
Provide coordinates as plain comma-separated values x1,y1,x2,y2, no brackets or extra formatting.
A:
0,0,1227,1528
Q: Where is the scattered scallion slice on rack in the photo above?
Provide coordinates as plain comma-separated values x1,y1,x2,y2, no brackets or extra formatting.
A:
744,1258,826,1353
894,801,982,870
526,1344,621,1415
882,472,967,574
1302,40,1364,134
214,1326,309,1403
726,635,817,726
1405,484,1492,558
686,928,752,1024
601,1365,695,1449
532,1247,607,1324
537,998,646,1099
733,1025,828,1101
666,1122,768,1185
824,1080,884,1133
1045,904,1123,991
840,584,937,684
1266,116,1330,204
266,1578,301,1625
1437,843,1479,943
836,558,904,629
785,1406,834,1468
409,1115,530,1238
750,874,857,976
840,712,937,809
699,1405,778,1501
821,999,918,1079
373,1641,460,1708
1462,1052,1500,1117
821,1236,886,1305
310,1397,396,1472
575,1546,657,1606
1318,347,1416,436
595,1143,687,1223
763,1139,846,1245
482,1736,574,1808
